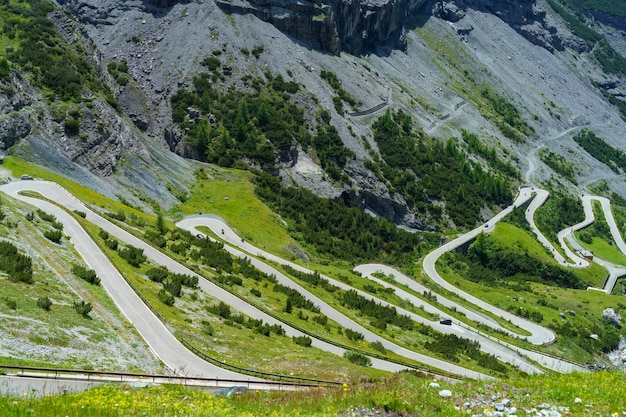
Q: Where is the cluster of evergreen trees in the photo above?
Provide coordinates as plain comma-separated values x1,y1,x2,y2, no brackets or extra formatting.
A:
371,110,513,227
282,266,339,293
273,283,320,313
547,0,626,79
538,149,578,184
479,88,534,143
425,333,507,373
254,172,432,263
456,233,587,289
573,129,626,174
1,0,113,103
462,130,519,179
206,301,285,337
170,69,353,178
340,289,414,330
72,264,100,285
535,194,584,241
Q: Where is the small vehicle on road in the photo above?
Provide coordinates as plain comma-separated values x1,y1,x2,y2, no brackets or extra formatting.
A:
439,317,452,325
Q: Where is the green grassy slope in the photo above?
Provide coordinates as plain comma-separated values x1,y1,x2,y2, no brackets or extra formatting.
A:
1,371,624,416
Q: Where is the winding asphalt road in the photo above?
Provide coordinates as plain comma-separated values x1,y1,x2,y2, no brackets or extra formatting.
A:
1,180,492,380
178,218,493,379
179,214,550,374
7,174,622,379
419,187,556,345
0,180,268,383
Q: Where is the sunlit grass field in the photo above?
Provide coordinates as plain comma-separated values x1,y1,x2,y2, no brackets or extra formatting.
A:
1,371,624,417
174,166,295,259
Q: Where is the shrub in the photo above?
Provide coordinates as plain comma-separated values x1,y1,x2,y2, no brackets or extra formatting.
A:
5,298,17,310
145,231,167,248
73,210,86,218
0,241,33,283
73,300,93,318
118,245,146,267
251,45,264,59
344,328,364,341
37,209,56,223
37,296,52,311
107,210,126,222
64,118,80,135
369,340,386,353
44,229,63,243
157,289,175,306
207,301,231,319
105,238,118,250
163,279,182,297
201,320,214,336
146,267,169,283
201,56,220,71
343,350,372,367
292,335,312,347
71,264,100,285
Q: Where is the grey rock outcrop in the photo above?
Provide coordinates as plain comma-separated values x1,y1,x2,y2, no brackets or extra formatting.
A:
0,75,34,150
54,0,190,25
589,10,626,33
216,0,428,55
214,0,570,54
54,0,138,25
435,0,564,51
143,0,191,7
603,308,622,327
0,114,31,151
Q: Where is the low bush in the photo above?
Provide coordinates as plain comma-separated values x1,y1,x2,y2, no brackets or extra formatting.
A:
118,245,146,267
73,300,93,318
343,350,371,367
37,296,52,311
292,335,312,347
157,289,175,306
71,264,101,285
0,240,33,283
44,229,63,243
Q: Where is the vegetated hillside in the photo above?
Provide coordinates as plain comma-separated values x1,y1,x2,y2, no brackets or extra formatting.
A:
2,370,626,416
0,193,162,372
1,0,626,379
31,0,626,230
0,0,194,212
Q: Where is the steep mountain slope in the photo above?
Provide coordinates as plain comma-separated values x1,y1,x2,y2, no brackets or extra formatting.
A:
3,0,626,226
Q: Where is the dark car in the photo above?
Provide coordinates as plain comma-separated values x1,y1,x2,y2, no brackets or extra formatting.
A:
439,317,452,325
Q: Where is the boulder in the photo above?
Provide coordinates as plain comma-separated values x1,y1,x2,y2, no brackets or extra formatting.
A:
603,308,622,326
438,389,452,397
0,113,31,150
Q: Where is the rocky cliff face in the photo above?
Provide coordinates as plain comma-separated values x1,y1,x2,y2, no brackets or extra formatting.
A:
434,0,571,52
215,0,569,54
217,0,428,54
6,0,626,229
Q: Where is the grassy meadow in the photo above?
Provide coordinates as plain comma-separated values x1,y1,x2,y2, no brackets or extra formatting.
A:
1,371,625,416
